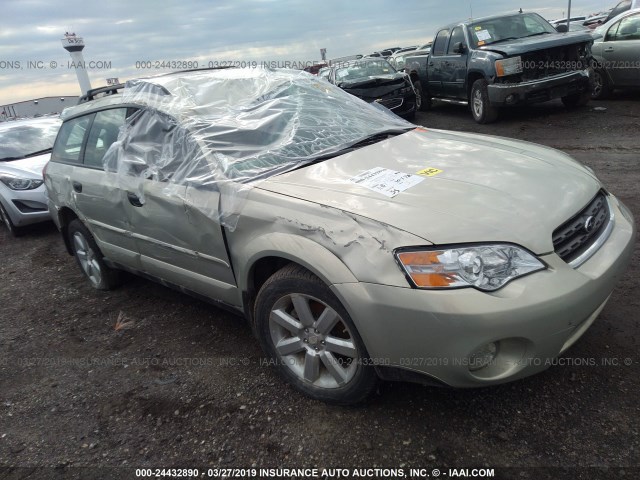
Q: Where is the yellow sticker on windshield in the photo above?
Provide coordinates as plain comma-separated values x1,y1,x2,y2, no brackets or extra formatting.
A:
416,167,443,177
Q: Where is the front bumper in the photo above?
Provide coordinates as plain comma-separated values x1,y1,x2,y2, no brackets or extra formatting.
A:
331,195,635,388
488,69,592,106
0,184,51,227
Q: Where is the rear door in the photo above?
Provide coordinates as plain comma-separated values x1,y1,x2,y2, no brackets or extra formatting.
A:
49,108,140,268
426,29,450,96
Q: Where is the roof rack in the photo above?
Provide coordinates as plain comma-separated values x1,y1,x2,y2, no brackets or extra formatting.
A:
78,84,125,104
154,65,237,78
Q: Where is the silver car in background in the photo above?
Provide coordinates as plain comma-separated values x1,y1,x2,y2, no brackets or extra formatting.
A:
45,69,635,404
0,117,61,235
591,8,640,98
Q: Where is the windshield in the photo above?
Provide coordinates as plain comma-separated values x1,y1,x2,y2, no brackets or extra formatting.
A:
0,118,61,160
467,13,557,47
335,60,396,83
105,68,413,184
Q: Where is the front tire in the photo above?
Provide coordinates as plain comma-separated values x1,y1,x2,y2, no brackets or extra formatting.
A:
562,91,590,108
254,264,378,405
67,219,121,290
0,201,22,237
591,70,611,100
470,79,499,124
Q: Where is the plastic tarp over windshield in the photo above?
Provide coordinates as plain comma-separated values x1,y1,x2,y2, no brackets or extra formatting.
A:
102,67,412,229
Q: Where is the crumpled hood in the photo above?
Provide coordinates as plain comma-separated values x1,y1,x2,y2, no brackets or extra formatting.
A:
258,129,601,254
479,31,593,56
0,153,49,178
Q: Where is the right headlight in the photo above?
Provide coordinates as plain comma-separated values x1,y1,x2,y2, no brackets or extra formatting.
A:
495,56,523,77
0,174,44,191
395,244,546,291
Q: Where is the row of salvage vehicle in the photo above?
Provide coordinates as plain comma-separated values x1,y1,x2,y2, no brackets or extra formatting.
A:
0,10,636,406
317,9,640,123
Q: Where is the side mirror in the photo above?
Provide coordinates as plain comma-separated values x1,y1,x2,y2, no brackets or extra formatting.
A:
556,24,569,33
453,42,467,54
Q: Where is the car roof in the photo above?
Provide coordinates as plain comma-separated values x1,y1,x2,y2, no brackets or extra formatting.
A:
594,7,640,35
440,11,542,30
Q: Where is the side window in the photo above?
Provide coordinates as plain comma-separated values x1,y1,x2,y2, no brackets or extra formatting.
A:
606,20,622,40
51,114,92,164
447,27,466,54
83,108,127,168
432,29,450,56
613,14,640,40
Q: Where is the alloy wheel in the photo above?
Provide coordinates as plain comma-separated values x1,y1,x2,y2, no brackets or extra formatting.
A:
73,231,103,287
269,293,359,389
473,88,483,118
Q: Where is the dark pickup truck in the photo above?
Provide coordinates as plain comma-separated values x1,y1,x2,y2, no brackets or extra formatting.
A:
405,11,594,123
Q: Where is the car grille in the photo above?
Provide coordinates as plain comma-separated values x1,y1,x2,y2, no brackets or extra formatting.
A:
520,43,588,81
376,97,403,110
552,191,610,265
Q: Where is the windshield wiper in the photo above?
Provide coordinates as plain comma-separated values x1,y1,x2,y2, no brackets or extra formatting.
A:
292,128,414,170
24,148,53,158
485,37,521,45
525,32,552,38
0,156,24,161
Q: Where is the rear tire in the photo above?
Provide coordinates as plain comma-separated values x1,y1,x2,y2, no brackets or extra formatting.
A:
413,81,431,111
67,219,121,290
254,264,378,405
470,79,498,124
0,201,22,237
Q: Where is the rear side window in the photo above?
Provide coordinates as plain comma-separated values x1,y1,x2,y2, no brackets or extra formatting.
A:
83,108,127,169
51,115,92,164
432,29,450,56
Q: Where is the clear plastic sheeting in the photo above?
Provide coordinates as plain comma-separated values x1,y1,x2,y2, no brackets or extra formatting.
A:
102,67,413,229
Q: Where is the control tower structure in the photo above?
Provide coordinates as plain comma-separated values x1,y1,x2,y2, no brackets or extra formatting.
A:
61,32,92,95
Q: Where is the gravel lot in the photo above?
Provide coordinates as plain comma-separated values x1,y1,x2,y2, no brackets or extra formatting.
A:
1,93,639,480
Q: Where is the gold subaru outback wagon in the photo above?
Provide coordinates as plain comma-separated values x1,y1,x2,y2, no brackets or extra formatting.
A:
44,68,635,404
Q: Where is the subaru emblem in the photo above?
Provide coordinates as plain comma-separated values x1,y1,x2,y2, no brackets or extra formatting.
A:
583,216,595,233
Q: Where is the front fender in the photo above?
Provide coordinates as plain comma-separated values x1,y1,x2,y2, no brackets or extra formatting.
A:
234,232,359,293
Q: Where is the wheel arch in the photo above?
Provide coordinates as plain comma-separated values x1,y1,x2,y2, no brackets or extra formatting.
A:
236,233,358,324
56,206,80,255
467,70,486,100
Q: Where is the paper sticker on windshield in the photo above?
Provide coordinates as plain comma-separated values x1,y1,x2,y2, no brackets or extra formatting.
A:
416,167,443,177
474,26,482,31
475,29,492,41
349,167,424,198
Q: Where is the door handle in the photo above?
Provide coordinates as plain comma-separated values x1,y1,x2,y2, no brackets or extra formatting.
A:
127,192,143,207
604,48,614,52
428,62,434,67
72,181,82,193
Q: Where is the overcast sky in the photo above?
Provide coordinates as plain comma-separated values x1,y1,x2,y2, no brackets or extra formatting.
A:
1,0,609,105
